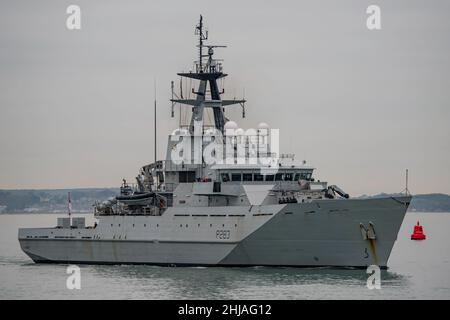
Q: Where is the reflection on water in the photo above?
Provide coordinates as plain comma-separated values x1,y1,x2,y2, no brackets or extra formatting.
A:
0,212,448,299
83,264,409,299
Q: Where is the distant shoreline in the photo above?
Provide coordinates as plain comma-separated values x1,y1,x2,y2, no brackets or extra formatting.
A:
0,211,93,215
1,210,450,215
1,189,450,214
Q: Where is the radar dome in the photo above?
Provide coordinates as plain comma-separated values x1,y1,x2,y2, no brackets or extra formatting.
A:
257,122,269,129
224,121,238,130
235,128,245,135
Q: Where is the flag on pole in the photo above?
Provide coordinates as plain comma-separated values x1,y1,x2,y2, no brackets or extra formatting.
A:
68,192,72,217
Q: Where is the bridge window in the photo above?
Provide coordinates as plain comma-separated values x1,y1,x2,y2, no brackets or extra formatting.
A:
243,173,253,181
179,171,196,183
284,173,293,181
300,172,312,180
221,173,230,182
265,174,275,181
254,174,264,181
231,173,242,181
294,173,300,181
275,173,283,181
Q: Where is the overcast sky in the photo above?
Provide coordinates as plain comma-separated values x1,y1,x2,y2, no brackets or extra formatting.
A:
0,0,449,196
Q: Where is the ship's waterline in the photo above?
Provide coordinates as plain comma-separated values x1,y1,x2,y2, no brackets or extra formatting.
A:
2,212,450,299
19,196,409,267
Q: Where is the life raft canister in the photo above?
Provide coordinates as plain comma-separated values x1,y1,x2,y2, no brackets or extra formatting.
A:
411,221,426,240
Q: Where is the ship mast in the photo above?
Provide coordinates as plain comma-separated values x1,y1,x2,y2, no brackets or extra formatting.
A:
154,81,157,163
171,15,246,134
197,15,207,74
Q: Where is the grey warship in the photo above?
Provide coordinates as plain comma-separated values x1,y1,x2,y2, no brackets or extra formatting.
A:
18,16,411,268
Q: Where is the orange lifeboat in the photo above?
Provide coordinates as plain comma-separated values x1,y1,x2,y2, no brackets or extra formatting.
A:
411,221,426,240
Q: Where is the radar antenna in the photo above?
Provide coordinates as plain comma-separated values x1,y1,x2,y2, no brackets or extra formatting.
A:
170,15,246,133
195,15,208,73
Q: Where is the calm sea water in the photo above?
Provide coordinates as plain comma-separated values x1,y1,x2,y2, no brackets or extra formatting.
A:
0,212,449,300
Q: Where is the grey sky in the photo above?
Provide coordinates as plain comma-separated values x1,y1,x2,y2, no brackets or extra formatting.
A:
0,0,449,196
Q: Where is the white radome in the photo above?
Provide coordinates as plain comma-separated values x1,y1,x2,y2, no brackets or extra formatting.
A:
224,120,238,130
235,128,245,135
258,122,269,136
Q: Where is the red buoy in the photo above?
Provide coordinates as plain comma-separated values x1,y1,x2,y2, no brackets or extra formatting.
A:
411,221,426,240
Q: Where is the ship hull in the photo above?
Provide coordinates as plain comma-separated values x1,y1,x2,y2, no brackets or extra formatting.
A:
18,196,410,268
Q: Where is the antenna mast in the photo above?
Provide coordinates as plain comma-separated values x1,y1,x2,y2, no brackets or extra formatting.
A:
67,192,72,219
195,15,208,73
405,169,409,195
154,81,157,163
171,16,246,133
403,169,410,196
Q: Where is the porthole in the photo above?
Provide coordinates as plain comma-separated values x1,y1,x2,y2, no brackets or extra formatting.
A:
186,224,188,227
198,224,200,227
111,224,113,227
144,224,146,227
210,224,212,227
222,224,225,227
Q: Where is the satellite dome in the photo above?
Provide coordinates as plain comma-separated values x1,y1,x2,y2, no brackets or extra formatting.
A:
235,128,245,135
257,122,269,129
224,121,238,130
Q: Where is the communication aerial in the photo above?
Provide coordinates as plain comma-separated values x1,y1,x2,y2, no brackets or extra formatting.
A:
170,15,246,133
